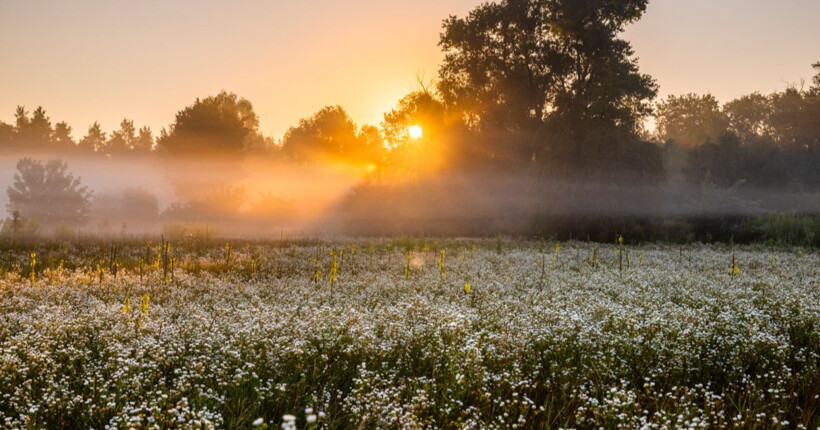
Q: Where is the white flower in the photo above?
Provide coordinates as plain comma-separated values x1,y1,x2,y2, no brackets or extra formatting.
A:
252,417,264,426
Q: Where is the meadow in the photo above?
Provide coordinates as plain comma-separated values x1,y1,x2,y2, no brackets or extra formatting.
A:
0,237,819,429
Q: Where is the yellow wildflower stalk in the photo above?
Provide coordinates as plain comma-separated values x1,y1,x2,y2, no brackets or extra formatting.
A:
29,252,36,284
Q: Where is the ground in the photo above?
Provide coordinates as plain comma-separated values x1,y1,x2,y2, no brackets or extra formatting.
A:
0,238,819,429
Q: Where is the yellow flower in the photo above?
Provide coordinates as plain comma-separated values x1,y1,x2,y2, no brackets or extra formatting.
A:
618,235,624,244
140,294,150,316
464,283,471,294
122,297,131,314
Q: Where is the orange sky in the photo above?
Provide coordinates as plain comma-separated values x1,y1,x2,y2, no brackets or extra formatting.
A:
1,0,819,140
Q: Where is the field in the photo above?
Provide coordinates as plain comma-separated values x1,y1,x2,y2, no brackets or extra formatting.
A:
1,238,819,429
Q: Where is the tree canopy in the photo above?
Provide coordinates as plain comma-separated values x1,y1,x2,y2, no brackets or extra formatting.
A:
6,158,92,225
438,0,656,134
158,91,259,159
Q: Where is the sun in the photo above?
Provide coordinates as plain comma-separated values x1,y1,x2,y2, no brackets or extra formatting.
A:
408,125,423,139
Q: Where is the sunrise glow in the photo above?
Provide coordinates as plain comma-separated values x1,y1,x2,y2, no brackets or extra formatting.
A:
408,125,423,139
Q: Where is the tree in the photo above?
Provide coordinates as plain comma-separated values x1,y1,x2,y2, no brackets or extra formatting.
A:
52,122,76,151
381,91,447,148
158,91,258,159
6,158,92,225
0,121,13,149
438,0,660,182
157,91,260,202
28,107,53,150
78,122,106,153
812,61,820,93
724,93,771,142
683,133,789,189
438,0,656,133
655,94,728,148
104,119,137,155
134,126,154,153
13,106,30,148
281,105,384,165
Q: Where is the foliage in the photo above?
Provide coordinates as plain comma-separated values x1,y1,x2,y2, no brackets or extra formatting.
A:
655,93,728,147
6,158,92,225
280,106,384,165
158,91,259,159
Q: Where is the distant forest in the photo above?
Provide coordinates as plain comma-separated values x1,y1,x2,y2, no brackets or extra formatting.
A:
2,0,820,242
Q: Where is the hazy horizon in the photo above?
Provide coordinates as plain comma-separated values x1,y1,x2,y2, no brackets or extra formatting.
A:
2,0,819,140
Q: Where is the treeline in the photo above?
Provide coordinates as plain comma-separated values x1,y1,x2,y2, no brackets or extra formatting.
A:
657,75,820,191
2,0,820,242
0,108,155,156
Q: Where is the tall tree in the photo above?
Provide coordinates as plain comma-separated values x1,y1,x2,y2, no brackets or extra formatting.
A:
281,105,384,165
28,107,53,150
0,121,13,149
13,106,30,146
724,93,771,142
158,91,258,159
655,94,728,148
438,0,656,133
157,91,259,201
104,119,137,155
134,126,154,153
6,158,92,225
52,122,76,151
78,122,106,153
437,0,660,182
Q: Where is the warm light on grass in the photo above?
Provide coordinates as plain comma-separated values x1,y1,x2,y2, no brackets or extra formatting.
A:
408,125,423,139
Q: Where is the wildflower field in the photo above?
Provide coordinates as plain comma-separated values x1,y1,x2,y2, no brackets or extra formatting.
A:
1,238,819,429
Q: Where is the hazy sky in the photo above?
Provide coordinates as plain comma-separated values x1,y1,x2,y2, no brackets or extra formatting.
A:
1,0,818,140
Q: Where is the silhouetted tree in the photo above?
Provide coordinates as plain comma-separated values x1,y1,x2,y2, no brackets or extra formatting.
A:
6,158,92,225
281,105,384,165
655,94,728,147
439,0,660,182
78,122,106,153
158,91,258,159
104,119,137,155
439,0,655,134
52,122,75,152
0,121,13,149
133,126,154,153
724,93,772,142
381,91,447,148
27,107,53,150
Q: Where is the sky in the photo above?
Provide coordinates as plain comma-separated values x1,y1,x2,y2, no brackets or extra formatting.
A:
1,0,819,140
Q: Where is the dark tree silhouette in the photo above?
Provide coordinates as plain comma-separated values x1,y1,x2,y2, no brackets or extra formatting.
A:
655,94,729,147
0,121,12,148
281,105,385,165
11,106,53,151
158,91,258,159
438,0,660,183
78,122,106,153
156,91,259,202
6,158,92,225
438,0,656,133
724,93,772,142
52,121,76,151
134,126,154,153
104,119,137,155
